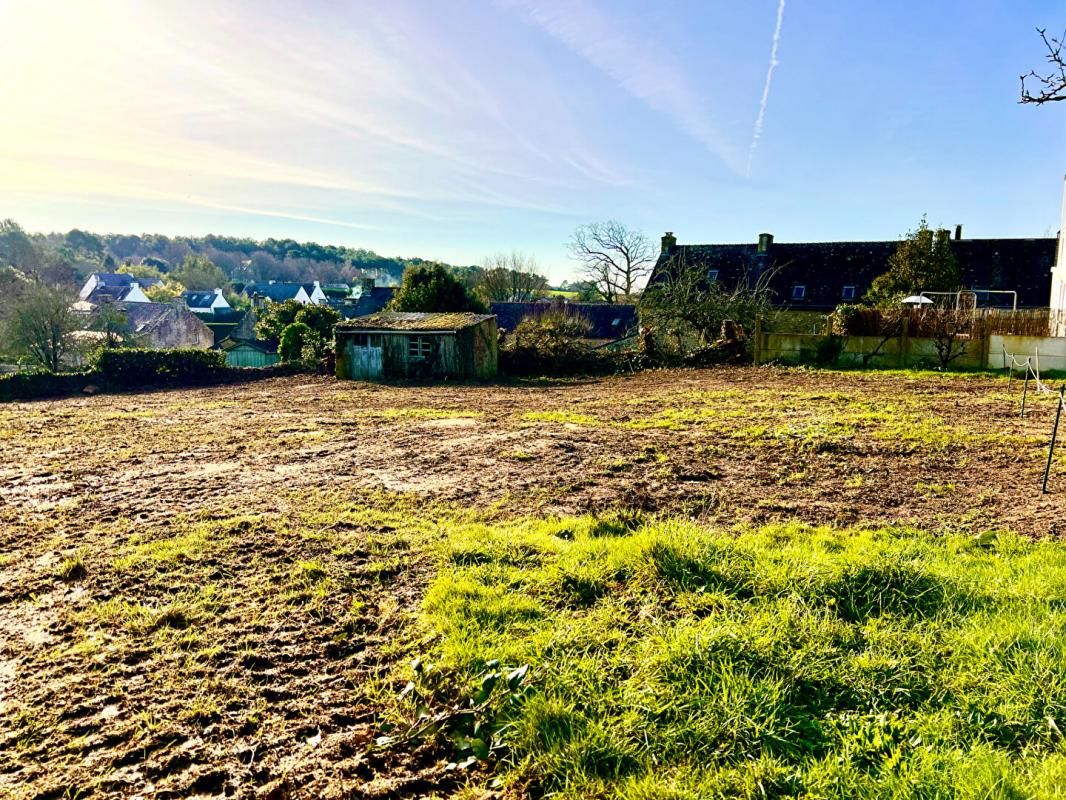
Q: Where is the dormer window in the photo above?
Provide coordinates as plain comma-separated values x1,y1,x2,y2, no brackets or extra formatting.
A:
707,269,719,282
792,284,806,300
841,285,856,300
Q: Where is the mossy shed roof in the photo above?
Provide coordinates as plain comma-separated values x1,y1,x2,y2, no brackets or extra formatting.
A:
337,312,495,332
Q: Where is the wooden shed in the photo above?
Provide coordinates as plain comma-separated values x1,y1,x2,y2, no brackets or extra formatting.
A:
335,312,498,381
220,338,280,368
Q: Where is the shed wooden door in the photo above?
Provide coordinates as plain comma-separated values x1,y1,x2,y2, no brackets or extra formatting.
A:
346,336,384,380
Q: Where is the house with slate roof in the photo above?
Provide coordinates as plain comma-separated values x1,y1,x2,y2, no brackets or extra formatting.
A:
78,272,161,305
335,312,497,381
243,281,313,305
328,279,397,319
649,229,1059,312
113,302,214,349
491,301,637,342
182,288,232,315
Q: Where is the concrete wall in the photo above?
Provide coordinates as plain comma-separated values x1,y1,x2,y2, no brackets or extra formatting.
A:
758,332,985,369
991,335,1066,372
758,330,1066,372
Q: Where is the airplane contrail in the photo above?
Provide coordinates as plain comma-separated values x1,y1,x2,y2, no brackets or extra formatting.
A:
746,0,786,178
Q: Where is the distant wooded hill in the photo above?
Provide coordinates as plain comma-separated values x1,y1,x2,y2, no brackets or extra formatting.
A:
3,221,472,287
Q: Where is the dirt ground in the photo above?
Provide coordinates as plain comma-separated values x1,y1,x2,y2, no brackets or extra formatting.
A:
1,367,1063,798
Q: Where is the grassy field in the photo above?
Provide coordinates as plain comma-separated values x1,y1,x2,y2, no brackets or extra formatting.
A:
2,367,1066,798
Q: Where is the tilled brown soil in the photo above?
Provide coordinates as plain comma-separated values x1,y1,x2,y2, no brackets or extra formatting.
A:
0,367,1062,798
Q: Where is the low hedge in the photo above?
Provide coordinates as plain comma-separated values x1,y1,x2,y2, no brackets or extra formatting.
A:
0,371,96,402
90,348,228,388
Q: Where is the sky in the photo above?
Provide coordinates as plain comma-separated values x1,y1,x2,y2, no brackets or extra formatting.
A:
1,0,1065,283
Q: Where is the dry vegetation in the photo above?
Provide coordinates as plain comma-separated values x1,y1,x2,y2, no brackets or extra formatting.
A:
2,367,1065,798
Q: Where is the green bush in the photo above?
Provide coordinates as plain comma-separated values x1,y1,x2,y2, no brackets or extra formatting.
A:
500,309,615,376
279,322,319,362
90,348,227,388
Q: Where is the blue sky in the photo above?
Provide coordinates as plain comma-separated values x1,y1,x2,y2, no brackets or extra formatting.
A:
2,0,1064,282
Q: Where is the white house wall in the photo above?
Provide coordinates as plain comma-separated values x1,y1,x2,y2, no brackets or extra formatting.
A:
1053,175,1066,336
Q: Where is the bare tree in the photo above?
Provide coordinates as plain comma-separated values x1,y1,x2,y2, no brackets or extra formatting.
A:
567,221,654,303
921,307,972,369
1020,27,1066,104
476,252,549,302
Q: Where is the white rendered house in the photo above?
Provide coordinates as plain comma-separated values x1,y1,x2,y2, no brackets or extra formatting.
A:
1051,175,1066,336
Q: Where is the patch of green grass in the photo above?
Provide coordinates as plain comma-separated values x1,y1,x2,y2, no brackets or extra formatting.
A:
915,481,957,498
391,515,1066,798
54,550,87,581
373,407,482,420
522,411,600,426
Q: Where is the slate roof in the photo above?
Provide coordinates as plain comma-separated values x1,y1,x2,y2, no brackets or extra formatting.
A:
115,302,198,336
338,312,494,332
243,282,307,302
182,290,220,308
491,301,638,339
82,272,162,305
88,272,162,289
329,286,397,319
649,236,1059,310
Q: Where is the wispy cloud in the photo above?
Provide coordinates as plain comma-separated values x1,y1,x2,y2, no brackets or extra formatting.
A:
746,0,787,178
501,0,743,173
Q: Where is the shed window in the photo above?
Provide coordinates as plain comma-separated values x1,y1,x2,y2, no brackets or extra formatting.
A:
707,269,719,282
841,285,856,300
351,333,381,348
792,284,806,300
408,335,433,359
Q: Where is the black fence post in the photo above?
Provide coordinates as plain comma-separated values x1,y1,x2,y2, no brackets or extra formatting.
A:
1042,386,1065,494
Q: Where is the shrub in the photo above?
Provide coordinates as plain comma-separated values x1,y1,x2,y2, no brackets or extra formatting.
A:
279,322,320,362
294,304,341,341
90,348,227,388
814,334,846,366
500,309,614,376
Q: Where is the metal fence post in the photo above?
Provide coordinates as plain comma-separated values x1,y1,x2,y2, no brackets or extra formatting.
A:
1043,386,1065,494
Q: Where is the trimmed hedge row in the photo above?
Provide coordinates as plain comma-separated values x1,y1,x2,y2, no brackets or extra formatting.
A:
1,350,310,402
90,348,228,388
0,371,96,402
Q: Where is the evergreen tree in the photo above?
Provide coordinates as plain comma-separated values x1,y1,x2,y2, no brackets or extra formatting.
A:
389,264,486,313
866,216,960,307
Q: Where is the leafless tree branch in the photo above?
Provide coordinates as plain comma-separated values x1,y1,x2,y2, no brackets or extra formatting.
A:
1020,27,1066,104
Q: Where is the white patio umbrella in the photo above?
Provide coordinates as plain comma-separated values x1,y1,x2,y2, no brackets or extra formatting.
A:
901,295,934,306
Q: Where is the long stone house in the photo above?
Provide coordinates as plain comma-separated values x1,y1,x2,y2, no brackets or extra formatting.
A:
650,229,1059,312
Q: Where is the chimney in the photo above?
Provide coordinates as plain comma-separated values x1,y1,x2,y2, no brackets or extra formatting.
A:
954,224,963,241
661,231,677,254
757,232,774,253
214,287,223,295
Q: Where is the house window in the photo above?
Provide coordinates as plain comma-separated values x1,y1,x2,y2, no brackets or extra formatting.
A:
841,285,856,300
792,284,806,300
408,335,433,359
707,269,719,282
